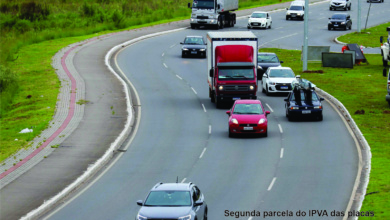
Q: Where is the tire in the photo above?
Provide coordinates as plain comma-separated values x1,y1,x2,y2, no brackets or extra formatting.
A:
262,129,268,137
288,115,293,121
210,90,215,103
204,207,208,220
286,16,289,20
349,24,352,30
268,22,272,29
265,85,270,96
328,26,331,30
247,26,250,29
344,7,347,11
262,85,266,93
348,5,351,10
191,24,195,29
228,129,234,138
318,114,323,121
215,95,221,108
383,57,388,67
182,52,185,58
330,7,332,10
344,26,347,30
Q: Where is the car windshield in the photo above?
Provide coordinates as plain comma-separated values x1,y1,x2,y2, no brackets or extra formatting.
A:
233,104,264,114
258,54,279,63
269,69,295,78
193,0,214,9
144,191,191,207
218,68,254,80
332,14,346,19
184,37,204,45
251,13,266,18
289,6,303,10
291,91,320,101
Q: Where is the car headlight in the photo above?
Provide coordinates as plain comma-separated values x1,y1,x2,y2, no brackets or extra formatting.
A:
178,214,192,220
210,19,215,23
191,14,196,18
269,81,276,85
290,107,299,110
314,106,322,109
287,12,291,15
258,118,266,124
219,85,223,90
231,118,239,124
297,13,301,16
249,85,255,90
182,47,188,51
191,19,195,22
199,48,206,51
137,214,147,220
341,22,345,24
328,21,332,24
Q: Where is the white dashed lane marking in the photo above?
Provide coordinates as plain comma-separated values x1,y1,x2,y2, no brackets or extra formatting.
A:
191,87,197,94
278,124,283,134
199,148,207,158
266,103,274,112
280,148,284,158
163,63,168,68
268,177,277,191
202,104,207,113
181,178,186,183
176,75,182,80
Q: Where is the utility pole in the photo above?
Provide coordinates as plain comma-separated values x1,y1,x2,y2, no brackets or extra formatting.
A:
358,0,361,32
302,0,309,71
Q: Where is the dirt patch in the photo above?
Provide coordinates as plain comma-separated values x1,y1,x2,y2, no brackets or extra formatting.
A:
355,109,365,115
302,70,324,74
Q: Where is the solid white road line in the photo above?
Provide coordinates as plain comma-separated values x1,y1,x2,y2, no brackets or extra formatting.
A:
163,63,168,68
170,44,175,48
176,75,182,80
191,87,197,94
266,103,274,112
209,125,211,134
268,177,277,191
199,148,207,159
280,148,284,159
202,104,207,113
181,178,186,183
278,124,283,134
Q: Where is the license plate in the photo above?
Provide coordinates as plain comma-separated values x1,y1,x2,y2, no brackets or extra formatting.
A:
291,15,296,17
302,110,311,114
233,97,240,100
191,51,197,54
334,25,338,27
244,127,253,130
281,86,288,89
253,23,259,25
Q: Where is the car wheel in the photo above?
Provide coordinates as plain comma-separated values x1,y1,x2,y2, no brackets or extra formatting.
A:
228,128,234,138
344,26,347,30
262,85,266,93
265,85,270,96
182,52,185,58
301,15,304,20
349,25,352,30
286,16,289,20
204,206,208,220
318,114,323,121
344,7,347,11
268,22,272,29
330,7,332,10
262,129,268,137
288,115,293,121
382,56,388,67
348,5,351,10
191,24,195,29
328,26,331,30
247,26,250,29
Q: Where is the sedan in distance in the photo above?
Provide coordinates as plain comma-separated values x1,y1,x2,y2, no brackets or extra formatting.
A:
257,52,283,79
136,182,208,220
226,99,270,137
262,67,296,95
180,36,207,58
247,11,272,29
284,89,324,121
328,13,352,30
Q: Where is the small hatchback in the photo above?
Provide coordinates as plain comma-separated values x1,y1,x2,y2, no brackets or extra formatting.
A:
136,182,208,220
226,99,270,137
180,36,207,58
328,13,352,30
247,11,272,29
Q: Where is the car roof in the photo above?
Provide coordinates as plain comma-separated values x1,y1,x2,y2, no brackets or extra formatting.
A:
268,66,292,70
252,11,267,14
258,52,277,56
151,182,193,191
234,99,262,104
185,36,203,38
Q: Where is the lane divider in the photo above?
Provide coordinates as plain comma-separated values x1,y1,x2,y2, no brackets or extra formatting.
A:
267,177,277,191
278,124,283,134
199,148,207,159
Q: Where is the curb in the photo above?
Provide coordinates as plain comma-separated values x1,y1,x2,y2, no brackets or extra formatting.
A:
316,88,371,220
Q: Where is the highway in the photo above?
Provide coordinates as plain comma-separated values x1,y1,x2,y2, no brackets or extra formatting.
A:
45,1,389,219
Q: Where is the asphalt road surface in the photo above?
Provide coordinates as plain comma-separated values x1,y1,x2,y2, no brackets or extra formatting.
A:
45,1,389,220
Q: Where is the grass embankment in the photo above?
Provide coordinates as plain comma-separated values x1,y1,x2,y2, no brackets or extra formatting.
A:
337,22,390,48
0,1,289,161
258,47,389,218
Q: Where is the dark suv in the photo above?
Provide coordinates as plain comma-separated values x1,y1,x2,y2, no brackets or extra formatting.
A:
136,182,208,220
328,13,352,30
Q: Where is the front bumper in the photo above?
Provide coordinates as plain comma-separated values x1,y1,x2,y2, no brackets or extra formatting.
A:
286,13,303,19
190,18,218,25
330,4,347,9
288,109,323,117
182,49,206,57
217,93,257,102
229,123,267,134
267,84,292,93
248,21,267,28
328,23,347,29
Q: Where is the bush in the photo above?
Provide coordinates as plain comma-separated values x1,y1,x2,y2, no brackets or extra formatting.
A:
14,19,32,33
0,65,19,116
19,1,50,22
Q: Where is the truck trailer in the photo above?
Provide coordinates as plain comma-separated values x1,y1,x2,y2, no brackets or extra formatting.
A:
188,0,238,29
207,31,258,108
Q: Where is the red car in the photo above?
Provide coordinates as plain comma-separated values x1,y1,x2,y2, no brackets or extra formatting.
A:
226,99,270,137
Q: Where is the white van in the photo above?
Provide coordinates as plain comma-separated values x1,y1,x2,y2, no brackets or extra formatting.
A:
286,1,305,20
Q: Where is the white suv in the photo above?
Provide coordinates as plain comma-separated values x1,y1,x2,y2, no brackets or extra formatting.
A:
330,0,351,11
247,11,272,29
262,67,296,95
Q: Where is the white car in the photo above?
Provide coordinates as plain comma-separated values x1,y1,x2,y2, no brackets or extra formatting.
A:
330,0,351,11
248,11,272,29
286,1,305,20
262,67,296,95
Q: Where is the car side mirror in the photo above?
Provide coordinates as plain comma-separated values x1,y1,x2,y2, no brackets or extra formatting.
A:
263,73,267,78
137,200,143,206
280,61,284,63
180,42,183,44
284,98,288,102
218,4,221,9
226,110,231,115
248,16,250,18
209,69,214,77
194,201,203,206
286,8,288,10
328,18,331,19
265,111,271,115
319,98,325,101
380,36,383,43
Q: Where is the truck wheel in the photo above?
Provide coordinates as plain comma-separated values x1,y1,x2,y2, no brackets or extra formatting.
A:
210,90,215,103
215,95,221,108
191,24,195,29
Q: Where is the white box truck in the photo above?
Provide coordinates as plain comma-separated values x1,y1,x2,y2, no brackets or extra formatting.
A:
207,31,258,108
188,0,238,29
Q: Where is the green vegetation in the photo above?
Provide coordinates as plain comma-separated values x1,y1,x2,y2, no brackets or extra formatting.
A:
0,0,289,162
337,22,390,48
260,48,389,218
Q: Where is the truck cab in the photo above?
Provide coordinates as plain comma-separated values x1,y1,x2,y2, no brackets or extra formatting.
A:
207,32,258,108
380,27,390,66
